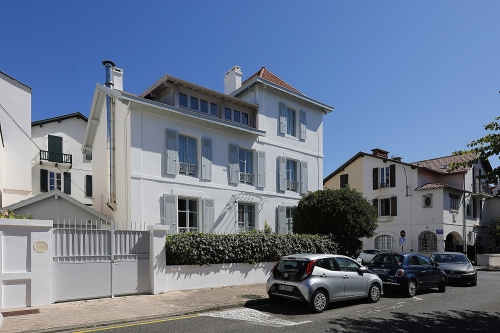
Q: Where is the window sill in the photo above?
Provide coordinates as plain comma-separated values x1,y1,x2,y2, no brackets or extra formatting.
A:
284,134,299,141
377,216,394,223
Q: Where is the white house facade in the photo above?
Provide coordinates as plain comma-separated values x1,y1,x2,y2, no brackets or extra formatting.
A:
0,71,32,207
324,148,500,258
31,113,93,206
83,62,333,234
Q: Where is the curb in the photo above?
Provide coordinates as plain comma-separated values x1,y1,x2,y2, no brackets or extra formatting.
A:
18,298,271,333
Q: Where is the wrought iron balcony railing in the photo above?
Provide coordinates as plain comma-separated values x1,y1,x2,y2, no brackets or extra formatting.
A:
473,182,493,195
179,162,198,177
287,180,298,191
239,172,254,185
40,150,72,164
178,227,199,233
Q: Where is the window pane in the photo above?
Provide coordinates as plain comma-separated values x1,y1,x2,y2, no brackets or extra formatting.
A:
234,110,240,123
178,199,186,211
287,108,296,136
188,138,197,164
178,212,187,228
246,151,252,173
239,150,245,172
189,212,197,228
225,108,232,120
247,206,254,227
179,93,188,107
179,136,186,162
190,97,199,110
210,103,218,116
200,100,208,113
242,113,249,125
189,199,197,212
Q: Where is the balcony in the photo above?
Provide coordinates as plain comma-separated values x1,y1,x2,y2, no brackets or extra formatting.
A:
239,172,254,185
473,182,493,196
40,150,72,165
287,180,298,191
179,162,198,177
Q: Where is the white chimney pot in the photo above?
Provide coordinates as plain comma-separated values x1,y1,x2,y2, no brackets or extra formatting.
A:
223,65,242,94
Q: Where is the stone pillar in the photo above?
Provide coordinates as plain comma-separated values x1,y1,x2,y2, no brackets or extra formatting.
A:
148,225,169,294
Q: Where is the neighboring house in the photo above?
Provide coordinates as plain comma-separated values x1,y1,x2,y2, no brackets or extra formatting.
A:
324,148,500,257
31,113,93,206
82,62,333,233
0,71,32,207
3,189,108,228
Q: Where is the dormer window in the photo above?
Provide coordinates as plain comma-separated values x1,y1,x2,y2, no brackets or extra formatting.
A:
179,93,188,108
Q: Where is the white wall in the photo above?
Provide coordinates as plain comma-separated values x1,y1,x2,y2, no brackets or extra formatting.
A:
0,219,52,309
0,73,32,206
31,117,92,205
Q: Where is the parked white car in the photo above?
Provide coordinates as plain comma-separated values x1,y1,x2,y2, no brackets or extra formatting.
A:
359,250,385,264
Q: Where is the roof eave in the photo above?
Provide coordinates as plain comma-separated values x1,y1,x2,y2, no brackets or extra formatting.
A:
82,85,107,154
232,77,334,114
32,112,88,127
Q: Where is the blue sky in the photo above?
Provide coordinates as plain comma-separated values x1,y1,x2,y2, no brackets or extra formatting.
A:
1,1,499,176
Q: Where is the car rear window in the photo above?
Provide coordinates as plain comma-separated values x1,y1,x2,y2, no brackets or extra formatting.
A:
432,254,468,264
277,260,310,273
371,254,404,265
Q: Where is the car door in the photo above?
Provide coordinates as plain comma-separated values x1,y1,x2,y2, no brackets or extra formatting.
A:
408,255,427,287
418,254,441,287
315,258,344,300
335,257,368,298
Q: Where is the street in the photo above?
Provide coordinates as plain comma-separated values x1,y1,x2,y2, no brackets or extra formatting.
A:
71,271,500,333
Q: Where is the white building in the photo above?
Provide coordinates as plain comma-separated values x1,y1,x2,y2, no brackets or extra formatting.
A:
324,148,500,256
31,112,93,206
83,62,333,233
0,71,32,207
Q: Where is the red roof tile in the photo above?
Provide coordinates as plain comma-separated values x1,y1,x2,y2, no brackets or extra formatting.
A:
411,153,478,174
241,67,303,95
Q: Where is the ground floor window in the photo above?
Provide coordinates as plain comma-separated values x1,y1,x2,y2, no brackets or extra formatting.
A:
286,207,294,233
178,198,198,232
375,235,394,250
238,203,255,232
418,231,437,252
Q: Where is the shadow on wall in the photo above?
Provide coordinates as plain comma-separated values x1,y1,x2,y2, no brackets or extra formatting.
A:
154,246,166,274
166,262,274,282
325,310,500,333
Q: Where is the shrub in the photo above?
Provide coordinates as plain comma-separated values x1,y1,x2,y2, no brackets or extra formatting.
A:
0,209,33,219
165,232,339,265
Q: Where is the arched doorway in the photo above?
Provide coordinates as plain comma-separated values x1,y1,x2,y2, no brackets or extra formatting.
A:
418,231,437,252
444,232,462,252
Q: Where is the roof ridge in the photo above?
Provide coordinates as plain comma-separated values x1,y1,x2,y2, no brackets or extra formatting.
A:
241,67,302,95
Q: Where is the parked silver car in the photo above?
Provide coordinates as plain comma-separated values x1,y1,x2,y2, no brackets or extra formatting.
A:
266,253,383,313
430,252,477,286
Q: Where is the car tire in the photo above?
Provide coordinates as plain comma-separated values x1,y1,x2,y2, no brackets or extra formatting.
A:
438,278,446,293
367,284,381,303
309,290,328,313
406,280,417,298
470,281,477,287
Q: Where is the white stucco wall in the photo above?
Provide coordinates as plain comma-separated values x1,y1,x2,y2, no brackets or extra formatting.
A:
0,72,32,206
31,117,92,205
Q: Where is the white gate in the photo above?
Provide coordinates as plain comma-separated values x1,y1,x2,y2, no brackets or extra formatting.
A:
52,220,150,302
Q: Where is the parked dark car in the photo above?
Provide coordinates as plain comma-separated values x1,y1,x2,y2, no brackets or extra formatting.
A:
429,252,477,286
367,252,446,297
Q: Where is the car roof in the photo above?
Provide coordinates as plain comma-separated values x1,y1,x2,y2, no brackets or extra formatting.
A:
431,252,465,255
281,253,351,260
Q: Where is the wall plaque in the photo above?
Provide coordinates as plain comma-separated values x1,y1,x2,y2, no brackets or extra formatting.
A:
34,241,48,253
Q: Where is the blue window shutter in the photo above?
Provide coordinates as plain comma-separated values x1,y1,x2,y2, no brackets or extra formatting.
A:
229,144,239,184
203,198,215,233
279,102,287,134
279,156,287,191
257,150,266,188
163,194,178,234
278,206,287,235
299,110,306,140
300,161,308,194
201,137,212,181
165,129,178,175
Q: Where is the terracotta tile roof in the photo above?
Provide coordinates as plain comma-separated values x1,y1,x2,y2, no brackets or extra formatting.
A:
415,183,452,190
241,67,303,95
411,153,478,174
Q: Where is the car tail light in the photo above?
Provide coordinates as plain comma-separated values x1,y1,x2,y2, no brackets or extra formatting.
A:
395,269,404,277
270,261,280,278
300,260,316,281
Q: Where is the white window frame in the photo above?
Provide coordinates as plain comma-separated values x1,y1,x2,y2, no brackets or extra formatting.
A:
286,159,298,192
286,107,296,137
379,198,391,216
286,207,294,233
237,203,255,232
375,235,394,250
450,197,459,211
177,197,199,233
239,148,254,185
49,171,61,191
178,135,198,177
380,166,390,188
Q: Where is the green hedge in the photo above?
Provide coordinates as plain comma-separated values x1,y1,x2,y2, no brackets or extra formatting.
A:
165,232,339,266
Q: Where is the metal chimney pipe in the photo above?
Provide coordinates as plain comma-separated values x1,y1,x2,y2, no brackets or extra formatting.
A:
102,60,116,88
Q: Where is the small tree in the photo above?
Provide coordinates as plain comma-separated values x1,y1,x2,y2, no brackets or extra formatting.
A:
451,116,500,185
488,216,500,251
293,187,378,257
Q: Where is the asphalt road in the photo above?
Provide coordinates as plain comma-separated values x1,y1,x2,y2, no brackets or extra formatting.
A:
73,271,500,333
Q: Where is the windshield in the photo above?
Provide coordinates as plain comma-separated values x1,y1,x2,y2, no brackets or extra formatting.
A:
431,254,468,264
277,260,310,273
371,254,404,265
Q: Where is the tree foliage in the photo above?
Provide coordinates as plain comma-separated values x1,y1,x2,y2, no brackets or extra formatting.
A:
293,187,378,257
488,216,500,250
451,116,500,184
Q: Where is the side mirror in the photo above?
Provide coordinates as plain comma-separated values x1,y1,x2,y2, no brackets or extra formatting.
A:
434,262,439,268
358,266,368,273
470,260,476,266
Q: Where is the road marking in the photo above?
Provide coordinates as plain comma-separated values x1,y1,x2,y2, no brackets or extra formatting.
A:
72,314,199,332
414,297,423,301
390,302,406,309
201,308,311,327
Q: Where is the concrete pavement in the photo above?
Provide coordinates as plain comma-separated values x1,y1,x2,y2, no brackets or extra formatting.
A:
0,283,269,333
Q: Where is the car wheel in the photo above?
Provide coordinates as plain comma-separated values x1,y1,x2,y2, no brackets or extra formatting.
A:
406,280,417,298
368,284,381,303
309,290,328,313
438,278,446,293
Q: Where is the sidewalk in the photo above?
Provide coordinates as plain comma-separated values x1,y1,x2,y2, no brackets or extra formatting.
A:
1,283,269,333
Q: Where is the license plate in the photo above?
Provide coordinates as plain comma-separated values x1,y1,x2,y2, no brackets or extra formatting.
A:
278,285,293,291
448,274,460,278
374,270,387,275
